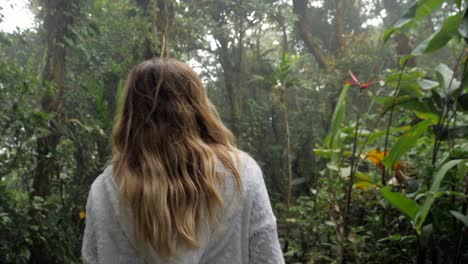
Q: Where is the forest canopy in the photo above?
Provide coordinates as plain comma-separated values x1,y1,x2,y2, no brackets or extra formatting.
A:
0,0,467,263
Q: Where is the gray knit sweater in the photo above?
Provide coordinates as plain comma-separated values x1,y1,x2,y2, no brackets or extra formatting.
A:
81,151,285,263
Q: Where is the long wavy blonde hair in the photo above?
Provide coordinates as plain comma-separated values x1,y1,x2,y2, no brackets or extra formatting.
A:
112,58,241,257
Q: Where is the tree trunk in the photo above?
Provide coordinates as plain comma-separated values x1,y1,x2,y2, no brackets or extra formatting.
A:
211,11,243,136
224,65,241,135
282,97,293,210
274,10,288,57
292,0,329,70
334,0,347,50
136,0,174,59
33,0,74,198
225,71,240,135
30,2,77,262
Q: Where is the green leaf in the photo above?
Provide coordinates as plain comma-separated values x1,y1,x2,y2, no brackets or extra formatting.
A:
384,0,445,42
430,160,463,193
385,69,426,96
355,181,378,190
381,187,420,220
382,120,432,169
324,85,350,153
400,13,462,66
415,160,463,233
413,14,461,55
385,70,426,88
363,126,411,146
457,160,466,181
313,148,341,158
383,28,398,43
450,210,468,226
400,13,463,65
374,96,439,121
417,79,439,90
399,54,415,67
436,64,461,95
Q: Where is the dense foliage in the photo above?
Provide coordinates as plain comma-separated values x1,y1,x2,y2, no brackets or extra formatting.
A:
0,0,467,263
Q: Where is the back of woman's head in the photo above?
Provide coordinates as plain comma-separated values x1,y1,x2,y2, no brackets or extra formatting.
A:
112,58,241,257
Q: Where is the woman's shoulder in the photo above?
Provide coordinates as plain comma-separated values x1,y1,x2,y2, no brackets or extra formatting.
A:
233,150,265,190
89,166,113,191
236,150,257,165
86,165,119,209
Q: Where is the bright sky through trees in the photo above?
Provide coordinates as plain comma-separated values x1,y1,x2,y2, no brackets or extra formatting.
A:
0,0,35,33
0,0,384,33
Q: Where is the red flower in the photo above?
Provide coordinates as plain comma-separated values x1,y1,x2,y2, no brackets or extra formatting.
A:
344,70,377,91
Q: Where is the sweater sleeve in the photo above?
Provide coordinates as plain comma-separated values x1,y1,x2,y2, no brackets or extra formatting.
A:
247,158,285,264
82,185,98,264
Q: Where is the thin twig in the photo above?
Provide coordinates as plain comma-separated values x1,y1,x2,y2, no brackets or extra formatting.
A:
344,106,360,236
382,61,408,186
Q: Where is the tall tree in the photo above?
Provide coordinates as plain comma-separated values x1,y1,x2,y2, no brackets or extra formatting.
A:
334,0,347,50
32,0,78,198
30,2,80,262
377,0,416,65
136,0,174,59
292,0,329,70
188,0,264,135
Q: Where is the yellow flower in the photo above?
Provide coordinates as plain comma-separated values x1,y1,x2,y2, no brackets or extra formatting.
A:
365,150,404,171
366,150,386,168
79,211,86,220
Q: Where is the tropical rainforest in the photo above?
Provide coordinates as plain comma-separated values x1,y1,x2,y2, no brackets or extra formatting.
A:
0,0,467,263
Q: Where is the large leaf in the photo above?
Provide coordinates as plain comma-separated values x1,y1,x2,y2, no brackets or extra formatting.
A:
429,160,463,195
414,160,463,233
373,95,439,122
385,70,425,87
457,160,467,181
381,187,420,220
395,97,438,115
416,13,461,53
417,79,439,90
384,0,445,42
274,54,300,84
324,85,350,151
363,126,412,146
436,64,461,95
313,148,341,158
385,69,425,96
382,120,432,169
400,13,463,66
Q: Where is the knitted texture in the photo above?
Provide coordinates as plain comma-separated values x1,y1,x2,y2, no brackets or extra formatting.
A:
82,151,284,264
